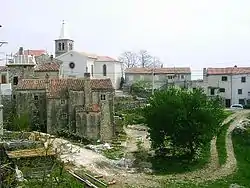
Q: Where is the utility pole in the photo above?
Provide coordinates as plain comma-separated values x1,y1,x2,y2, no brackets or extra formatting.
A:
152,57,155,95
0,25,6,137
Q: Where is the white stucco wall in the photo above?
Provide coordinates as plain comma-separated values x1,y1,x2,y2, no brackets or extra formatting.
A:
94,61,122,89
56,51,88,78
205,74,250,105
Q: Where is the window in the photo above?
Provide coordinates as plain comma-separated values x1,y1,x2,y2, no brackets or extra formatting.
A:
181,75,184,79
238,89,243,95
241,76,246,83
13,95,16,99
69,43,73,50
58,43,62,51
13,76,18,85
1,74,6,84
248,91,250,96
91,65,94,77
219,88,225,92
221,76,227,81
193,87,196,91
103,64,107,76
69,62,75,69
34,95,39,100
168,76,173,79
62,43,65,50
62,113,67,119
86,66,88,73
210,88,215,95
60,99,66,105
101,94,106,100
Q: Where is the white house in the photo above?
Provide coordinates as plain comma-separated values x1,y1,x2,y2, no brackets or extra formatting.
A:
125,67,191,89
203,66,250,107
54,21,123,89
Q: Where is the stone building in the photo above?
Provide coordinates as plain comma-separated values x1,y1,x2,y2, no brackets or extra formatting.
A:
14,74,115,141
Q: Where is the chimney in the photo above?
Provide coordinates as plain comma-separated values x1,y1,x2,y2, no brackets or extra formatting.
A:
234,65,237,68
19,47,24,55
203,68,207,82
161,64,163,68
49,55,53,64
84,73,91,106
45,73,49,83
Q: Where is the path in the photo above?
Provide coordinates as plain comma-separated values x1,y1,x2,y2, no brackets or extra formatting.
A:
111,110,249,187
32,110,249,187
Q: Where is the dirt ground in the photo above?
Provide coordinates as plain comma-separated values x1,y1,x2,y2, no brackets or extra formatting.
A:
33,110,250,187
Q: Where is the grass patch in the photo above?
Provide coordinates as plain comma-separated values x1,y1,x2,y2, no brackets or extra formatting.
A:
102,147,124,160
161,123,250,187
150,144,210,175
216,119,233,166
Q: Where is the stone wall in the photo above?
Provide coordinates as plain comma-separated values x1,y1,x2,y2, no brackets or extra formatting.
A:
15,90,47,132
7,65,35,87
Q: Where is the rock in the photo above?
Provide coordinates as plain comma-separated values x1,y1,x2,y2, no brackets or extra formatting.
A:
229,183,245,188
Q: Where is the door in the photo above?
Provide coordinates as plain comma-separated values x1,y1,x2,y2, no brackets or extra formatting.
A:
225,99,231,107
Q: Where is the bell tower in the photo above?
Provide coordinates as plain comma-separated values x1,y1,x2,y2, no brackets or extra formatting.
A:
55,20,74,57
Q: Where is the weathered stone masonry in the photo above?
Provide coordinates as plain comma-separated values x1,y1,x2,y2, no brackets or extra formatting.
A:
14,76,115,141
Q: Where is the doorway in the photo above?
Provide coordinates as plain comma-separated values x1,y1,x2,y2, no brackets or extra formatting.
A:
225,99,231,108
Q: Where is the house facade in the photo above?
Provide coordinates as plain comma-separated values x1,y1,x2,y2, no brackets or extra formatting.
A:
124,67,191,89
14,75,115,141
54,21,123,90
203,66,250,107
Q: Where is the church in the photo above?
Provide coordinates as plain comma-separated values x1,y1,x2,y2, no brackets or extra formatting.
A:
55,21,123,90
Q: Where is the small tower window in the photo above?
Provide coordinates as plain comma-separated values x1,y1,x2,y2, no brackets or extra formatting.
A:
62,43,65,50
13,76,18,85
69,43,73,50
103,64,107,76
86,66,88,73
101,94,106,100
58,43,62,51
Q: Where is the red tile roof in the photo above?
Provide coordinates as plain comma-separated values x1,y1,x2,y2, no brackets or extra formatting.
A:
35,62,60,72
96,56,118,62
15,50,47,57
125,67,191,74
15,78,114,98
207,67,250,75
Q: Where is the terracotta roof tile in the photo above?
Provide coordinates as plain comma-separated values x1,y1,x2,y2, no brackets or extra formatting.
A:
35,62,60,72
15,50,47,56
207,67,250,75
16,78,114,98
96,56,118,62
125,67,191,74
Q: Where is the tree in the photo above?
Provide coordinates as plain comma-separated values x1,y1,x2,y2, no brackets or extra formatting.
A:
118,51,140,69
138,50,161,68
118,50,162,69
131,80,152,98
143,87,225,159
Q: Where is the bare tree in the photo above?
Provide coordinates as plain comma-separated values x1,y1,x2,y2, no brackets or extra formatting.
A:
119,50,162,69
118,51,140,69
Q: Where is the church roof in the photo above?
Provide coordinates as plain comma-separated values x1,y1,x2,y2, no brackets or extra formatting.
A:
15,78,114,98
96,56,118,62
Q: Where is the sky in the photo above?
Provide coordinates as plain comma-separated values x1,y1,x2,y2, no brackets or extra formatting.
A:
1,0,250,79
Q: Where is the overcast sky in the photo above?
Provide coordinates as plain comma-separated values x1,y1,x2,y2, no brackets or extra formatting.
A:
1,0,250,78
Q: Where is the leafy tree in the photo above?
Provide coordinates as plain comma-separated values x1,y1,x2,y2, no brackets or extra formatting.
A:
143,87,225,159
131,80,152,98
